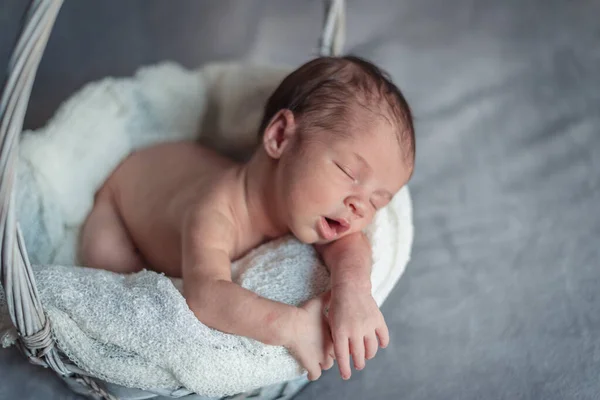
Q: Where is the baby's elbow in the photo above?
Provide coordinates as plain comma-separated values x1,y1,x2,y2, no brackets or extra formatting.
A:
185,296,211,326
183,280,220,326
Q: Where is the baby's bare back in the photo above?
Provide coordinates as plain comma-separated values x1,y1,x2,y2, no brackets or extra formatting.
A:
102,141,235,276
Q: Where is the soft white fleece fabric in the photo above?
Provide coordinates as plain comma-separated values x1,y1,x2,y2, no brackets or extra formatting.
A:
0,62,413,397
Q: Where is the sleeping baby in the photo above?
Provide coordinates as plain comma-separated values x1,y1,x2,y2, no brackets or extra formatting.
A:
78,56,415,382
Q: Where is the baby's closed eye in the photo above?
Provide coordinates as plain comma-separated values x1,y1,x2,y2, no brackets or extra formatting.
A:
335,162,357,183
370,193,390,210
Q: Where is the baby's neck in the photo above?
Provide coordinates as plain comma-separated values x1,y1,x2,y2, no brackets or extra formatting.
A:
235,151,287,241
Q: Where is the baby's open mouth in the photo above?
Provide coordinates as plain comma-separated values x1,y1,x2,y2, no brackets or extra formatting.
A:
319,216,350,240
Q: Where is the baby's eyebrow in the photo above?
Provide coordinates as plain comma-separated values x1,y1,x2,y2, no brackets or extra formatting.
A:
352,152,369,169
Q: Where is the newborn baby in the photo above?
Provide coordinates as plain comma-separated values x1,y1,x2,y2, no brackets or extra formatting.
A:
78,56,415,382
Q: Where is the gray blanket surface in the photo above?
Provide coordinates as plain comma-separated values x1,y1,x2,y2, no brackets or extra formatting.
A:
1,1,599,399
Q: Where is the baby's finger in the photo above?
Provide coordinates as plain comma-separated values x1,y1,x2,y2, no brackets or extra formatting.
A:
350,336,365,370
307,363,322,381
376,323,390,348
334,336,351,380
364,333,378,360
321,355,335,371
325,339,336,360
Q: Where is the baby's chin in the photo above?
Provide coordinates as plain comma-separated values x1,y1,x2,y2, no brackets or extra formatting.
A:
289,224,320,245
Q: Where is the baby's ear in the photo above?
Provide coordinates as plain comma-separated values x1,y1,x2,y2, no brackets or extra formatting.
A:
262,109,297,159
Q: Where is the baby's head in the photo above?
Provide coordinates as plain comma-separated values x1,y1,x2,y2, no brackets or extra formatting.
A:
257,56,415,244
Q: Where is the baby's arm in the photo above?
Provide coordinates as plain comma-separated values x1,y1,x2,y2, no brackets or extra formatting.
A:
182,207,333,380
315,232,390,380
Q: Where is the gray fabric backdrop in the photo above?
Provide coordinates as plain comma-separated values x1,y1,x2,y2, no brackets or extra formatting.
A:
1,1,599,399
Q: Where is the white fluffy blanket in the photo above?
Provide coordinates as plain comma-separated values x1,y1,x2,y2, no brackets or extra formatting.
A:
0,62,413,397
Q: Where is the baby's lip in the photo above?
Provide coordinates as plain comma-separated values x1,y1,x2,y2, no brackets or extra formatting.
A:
320,216,351,239
329,216,350,230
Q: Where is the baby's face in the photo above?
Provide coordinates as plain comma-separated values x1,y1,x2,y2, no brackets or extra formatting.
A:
278,119,411,244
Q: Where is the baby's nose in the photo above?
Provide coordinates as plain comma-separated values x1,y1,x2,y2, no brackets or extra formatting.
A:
345,196,366,219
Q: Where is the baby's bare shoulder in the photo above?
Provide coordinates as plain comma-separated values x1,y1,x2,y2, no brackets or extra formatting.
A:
183,180,239,251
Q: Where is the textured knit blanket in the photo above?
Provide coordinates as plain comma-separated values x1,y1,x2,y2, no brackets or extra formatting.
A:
0,62,413,397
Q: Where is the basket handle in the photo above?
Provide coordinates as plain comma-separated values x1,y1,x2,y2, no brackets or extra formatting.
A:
319,0,346,56
0,0,69,374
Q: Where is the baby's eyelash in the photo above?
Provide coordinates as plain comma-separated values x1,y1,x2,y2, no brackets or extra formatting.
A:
336,162,356,181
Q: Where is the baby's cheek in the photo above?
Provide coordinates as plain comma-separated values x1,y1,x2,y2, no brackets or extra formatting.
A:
286,180,318,213
314,169,342,201
287,165,338,210
309,182,339,208
294,186,326,208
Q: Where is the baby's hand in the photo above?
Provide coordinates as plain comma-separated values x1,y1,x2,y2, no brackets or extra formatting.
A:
326,285,389,380
285,292,335,381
